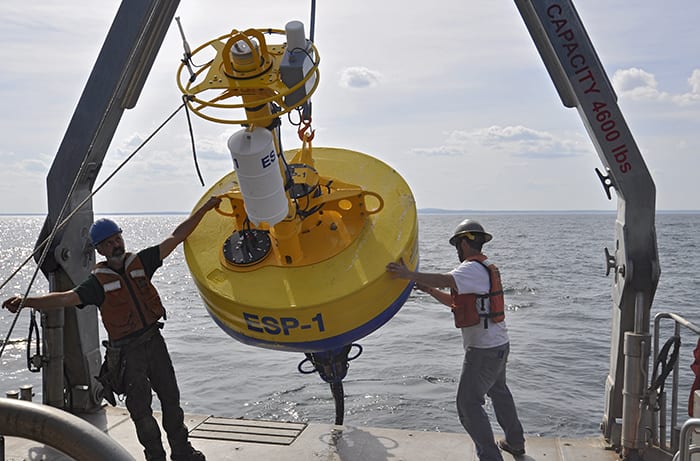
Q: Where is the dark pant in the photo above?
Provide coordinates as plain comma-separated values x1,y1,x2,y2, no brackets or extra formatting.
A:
121,330,191,461
456,343,525,461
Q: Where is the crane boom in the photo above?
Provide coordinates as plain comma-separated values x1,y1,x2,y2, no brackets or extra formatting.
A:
515,0,660,453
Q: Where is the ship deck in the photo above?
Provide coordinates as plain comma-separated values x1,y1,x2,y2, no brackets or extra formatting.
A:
2,405,623,461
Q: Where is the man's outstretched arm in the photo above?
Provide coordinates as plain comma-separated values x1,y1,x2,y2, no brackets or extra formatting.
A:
158,196,222,260
2,290,81,313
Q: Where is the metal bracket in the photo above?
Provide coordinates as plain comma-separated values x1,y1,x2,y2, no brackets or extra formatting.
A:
595,167,616,201
604,247,616,276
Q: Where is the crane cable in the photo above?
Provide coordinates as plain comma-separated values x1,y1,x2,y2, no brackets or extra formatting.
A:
0,101,189,361
309,0,316,43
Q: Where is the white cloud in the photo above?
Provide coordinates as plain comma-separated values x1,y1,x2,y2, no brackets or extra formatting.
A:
412,126,588,160
123,134,146,149
612,67,700,105
338,67,382,89
689,69,700,94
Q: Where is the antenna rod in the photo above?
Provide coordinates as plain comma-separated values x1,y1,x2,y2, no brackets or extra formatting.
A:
175,16,196,82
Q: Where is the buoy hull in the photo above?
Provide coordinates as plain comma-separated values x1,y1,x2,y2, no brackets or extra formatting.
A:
185,147,418,352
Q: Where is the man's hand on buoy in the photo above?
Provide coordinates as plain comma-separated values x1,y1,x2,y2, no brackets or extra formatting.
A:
386,258,411,280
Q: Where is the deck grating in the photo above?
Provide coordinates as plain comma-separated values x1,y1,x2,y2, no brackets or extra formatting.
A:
189,416,307,446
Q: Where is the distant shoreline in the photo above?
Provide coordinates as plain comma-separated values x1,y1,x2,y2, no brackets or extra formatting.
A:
1,209,698,216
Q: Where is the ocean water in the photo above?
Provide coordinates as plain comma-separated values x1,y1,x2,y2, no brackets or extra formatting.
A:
1,212,699,439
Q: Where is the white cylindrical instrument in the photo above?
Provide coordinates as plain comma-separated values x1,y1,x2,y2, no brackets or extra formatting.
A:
227,127,288,226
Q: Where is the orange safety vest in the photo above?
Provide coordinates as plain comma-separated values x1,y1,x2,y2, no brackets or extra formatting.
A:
451,254,505,329
92,253,166,341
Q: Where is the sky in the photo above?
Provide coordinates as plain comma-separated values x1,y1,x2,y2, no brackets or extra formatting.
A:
0,1,698,213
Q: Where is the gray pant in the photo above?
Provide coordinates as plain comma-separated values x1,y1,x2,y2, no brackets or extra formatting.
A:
456,343,525,461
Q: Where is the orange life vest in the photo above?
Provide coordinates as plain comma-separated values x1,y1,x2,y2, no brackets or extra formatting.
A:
451,254,505,329
92,253,166,341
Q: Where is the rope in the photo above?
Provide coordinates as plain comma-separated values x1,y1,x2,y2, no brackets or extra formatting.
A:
182,95,205,186
649,335,681,399
26,313,41,372
0,101,188,361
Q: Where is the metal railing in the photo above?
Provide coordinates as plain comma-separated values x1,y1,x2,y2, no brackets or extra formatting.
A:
0,398,135,461
672,418,700,461
653,312,700,455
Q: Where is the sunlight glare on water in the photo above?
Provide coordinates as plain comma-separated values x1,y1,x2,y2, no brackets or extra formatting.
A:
1,212,699,438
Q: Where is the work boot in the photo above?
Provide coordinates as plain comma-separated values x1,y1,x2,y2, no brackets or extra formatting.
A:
170,444,205,461
498,439,526,457
188,449,205,461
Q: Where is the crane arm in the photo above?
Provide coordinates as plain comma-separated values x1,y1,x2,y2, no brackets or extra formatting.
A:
515,0,660,452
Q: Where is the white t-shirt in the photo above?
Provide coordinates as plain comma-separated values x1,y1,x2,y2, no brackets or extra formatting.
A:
449,259,510,350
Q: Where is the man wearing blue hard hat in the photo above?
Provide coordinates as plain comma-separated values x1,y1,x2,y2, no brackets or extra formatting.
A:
2,196,221,461
90,218,123,248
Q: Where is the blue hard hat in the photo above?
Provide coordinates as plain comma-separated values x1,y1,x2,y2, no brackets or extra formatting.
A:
89,218,122,245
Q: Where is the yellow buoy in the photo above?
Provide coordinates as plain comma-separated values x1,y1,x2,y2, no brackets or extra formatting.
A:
184,147,418,352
